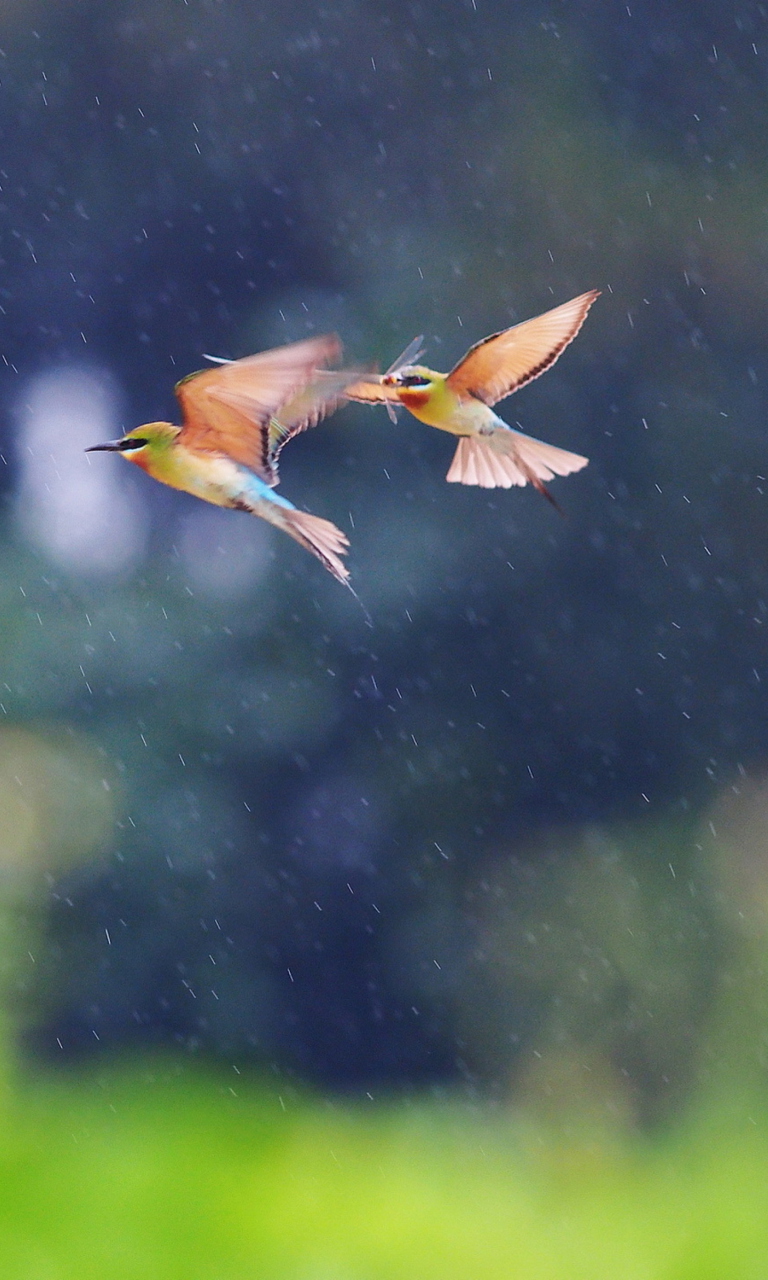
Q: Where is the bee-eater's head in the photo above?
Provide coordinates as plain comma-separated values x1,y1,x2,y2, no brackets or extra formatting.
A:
381,365,434,391
86,421,179,469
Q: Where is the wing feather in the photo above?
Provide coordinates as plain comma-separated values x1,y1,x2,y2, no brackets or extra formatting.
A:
385,335,426,375
267,367,363,473
446,291,599,407
174,334,342,475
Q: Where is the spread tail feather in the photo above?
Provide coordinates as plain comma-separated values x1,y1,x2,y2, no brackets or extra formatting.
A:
237,488,351,586
279,507,351,586
446,431,588,499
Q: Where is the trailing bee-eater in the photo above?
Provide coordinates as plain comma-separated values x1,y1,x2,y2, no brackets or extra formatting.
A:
346,291,599,504
87,334,359,586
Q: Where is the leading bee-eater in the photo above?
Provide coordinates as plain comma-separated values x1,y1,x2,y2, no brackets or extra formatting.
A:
346,291,599,504
86,334,358,586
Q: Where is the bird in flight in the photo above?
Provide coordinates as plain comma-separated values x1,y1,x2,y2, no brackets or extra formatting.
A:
345,291,599,506
87,334,358,586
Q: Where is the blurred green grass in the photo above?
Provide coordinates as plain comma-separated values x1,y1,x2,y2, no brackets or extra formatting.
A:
1,1061,767,1279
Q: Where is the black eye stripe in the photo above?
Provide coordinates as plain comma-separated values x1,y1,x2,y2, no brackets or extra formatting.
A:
400,375,430,388
119,437,149,451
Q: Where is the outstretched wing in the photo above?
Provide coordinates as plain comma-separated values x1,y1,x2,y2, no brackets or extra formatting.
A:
446,291,599,407
267,367,363,474
174,333,342,475
384,335,426,375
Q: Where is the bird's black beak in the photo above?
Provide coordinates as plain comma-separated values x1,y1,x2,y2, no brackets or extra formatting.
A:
85,440,123,452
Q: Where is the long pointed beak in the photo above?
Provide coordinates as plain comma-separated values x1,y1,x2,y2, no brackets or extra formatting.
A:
85,440,122,452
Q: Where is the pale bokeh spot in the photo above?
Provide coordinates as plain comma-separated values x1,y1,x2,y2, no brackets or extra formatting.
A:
0,726,115,882
15,368,148,576
705,770,768,940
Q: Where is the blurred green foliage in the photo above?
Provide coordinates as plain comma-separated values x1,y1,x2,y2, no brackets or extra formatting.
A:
0,778,767,1276
1,1061,768,1278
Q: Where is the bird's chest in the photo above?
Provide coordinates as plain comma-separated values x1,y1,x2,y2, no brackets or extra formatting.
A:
146,447,247,507
399,384,486,436
398,382,461,432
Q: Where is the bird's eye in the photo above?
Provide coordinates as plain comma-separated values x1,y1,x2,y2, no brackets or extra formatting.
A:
399,374,430,389
119,437,149,451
